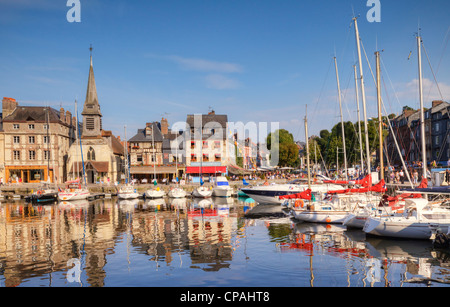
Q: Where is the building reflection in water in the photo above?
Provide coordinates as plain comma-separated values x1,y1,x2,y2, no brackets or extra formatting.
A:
2,196,450,287
0,197,247,287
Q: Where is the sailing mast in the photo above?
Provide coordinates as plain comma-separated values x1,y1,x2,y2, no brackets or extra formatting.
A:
305,105,311,190
375,51,384,180
334,57,348,180
353,17,372,175
417,34,428,180
152,123,156,184
354,65,365,173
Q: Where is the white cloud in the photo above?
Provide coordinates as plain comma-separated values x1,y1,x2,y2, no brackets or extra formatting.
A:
205,74,241,90
147,54,243,73
396,78,450,105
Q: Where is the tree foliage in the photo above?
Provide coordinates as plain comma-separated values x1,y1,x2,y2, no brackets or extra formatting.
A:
266,129,299,167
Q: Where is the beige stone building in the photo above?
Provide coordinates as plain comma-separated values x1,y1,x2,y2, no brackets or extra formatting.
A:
1,97,76,183
66,52,124,184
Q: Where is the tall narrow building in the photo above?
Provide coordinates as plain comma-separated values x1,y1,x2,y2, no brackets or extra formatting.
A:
81,50,103,138
66,48,125,184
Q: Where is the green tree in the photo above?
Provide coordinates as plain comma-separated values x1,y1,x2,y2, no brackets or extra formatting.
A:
266,129,299,167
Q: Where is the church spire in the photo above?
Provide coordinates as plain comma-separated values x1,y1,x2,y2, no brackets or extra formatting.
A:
82,45,103,138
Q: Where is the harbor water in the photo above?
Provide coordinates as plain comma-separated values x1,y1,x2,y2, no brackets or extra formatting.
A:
1,196,450,288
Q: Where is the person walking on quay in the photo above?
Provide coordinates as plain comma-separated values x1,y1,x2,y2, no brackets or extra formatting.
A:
413,169,419,185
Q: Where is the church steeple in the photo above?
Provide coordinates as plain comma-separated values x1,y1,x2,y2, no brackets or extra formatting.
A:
82,45,103,138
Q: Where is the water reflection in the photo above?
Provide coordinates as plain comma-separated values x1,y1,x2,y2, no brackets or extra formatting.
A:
1,197,450,287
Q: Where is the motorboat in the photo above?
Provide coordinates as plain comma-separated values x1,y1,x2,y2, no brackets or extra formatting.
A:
241,181,345,205
212,176,233,197
168,186,186,198
58,179,90,201
117,184,140,199
145,186,166,199
192,186,213,198
363,198,450,239
26,183,59,204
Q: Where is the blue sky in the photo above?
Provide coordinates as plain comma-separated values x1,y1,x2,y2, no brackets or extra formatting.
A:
0,0,449,142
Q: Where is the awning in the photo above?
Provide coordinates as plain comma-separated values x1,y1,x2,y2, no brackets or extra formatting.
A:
228,164,252,175
186,166,227,174
130,165,182,174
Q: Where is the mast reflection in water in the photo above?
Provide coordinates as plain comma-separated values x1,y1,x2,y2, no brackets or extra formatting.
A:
0,197,450,287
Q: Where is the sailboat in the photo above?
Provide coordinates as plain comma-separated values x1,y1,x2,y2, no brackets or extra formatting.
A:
193,121,212,198
168,136,186,198
363,33,450,239
58,100,90,201
144,122,166,199
117,125,140,199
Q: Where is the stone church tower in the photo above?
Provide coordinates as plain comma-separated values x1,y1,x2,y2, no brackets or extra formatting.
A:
66,48,124,184
81,50,103,138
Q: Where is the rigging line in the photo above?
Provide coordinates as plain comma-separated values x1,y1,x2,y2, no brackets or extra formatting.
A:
421,40,444,101
380,57,423,163
360,40,413,185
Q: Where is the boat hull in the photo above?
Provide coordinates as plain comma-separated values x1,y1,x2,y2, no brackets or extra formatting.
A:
58,190,90,201
192,187,212,198
292,209,349,224
145,189,166,199
364,217,450,239
168,188,186,198
212,188,233,197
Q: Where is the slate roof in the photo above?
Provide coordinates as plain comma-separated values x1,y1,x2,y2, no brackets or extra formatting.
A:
186,113,228,129
2,106,70,126
128,122,164,142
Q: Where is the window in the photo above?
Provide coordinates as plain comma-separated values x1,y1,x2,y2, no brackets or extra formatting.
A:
214,154,221,162
214,141,220,149
13,124,19,130
44,150,50,160
191,141,195,149
203,141,208,148
13,151,20,160
43,136,50,144
44,124,49,130
28,124,35,129
13,136,20,144
202,154,209,162
87,147,96,161
435,122,440,132
29,150,36,160
29,136,35,144
435,136,440,146
137,155,143,163
191,154,197,162
86,117,95,130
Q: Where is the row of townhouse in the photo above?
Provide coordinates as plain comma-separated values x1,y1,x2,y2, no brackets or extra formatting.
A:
0,49,272,185
386,100,450,167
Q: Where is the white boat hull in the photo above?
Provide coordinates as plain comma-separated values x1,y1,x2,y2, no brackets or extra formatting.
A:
192,187,212,198
58,190,90,201
168,188,186,198
118,192,140,199
364,216,450,239
342,213,368,229
212,187,233,197
145,189,166,198
292,209,349,224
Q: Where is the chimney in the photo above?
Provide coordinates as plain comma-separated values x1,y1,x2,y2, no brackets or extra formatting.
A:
60,107,65,123
161,117,168,135
2,97,18,118
66,111,72,126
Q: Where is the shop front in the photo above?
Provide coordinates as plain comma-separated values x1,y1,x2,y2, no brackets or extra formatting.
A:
6,166,53,183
